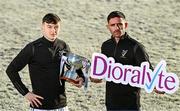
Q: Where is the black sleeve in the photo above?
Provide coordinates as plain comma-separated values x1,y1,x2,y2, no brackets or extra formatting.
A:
62,40,71,55
6,44,33,96
101,43,105,54
61,42,70,55
65,44,70,53
134,44,153,70
76,69,85,81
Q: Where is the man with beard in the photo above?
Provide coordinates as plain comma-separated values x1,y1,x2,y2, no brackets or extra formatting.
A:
90,11,161,111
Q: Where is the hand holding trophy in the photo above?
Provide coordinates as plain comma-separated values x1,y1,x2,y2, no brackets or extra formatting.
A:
59,52,91,91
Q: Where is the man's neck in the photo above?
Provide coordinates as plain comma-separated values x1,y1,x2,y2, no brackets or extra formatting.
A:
115,37,120,43
114,33,126,43
43,36,56,42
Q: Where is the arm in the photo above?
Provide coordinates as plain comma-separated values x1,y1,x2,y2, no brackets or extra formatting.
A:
134,44,164,94
134,44,153,69
6,44,44,107
76,69,85,81
63,43,85,87
6,44,32,96
74,69,85,88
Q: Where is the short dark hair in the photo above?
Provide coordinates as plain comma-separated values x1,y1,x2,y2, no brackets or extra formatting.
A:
107,11,126,22
42,13,61,24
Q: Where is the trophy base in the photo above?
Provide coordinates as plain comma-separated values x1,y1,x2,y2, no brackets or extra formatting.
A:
60,76,79,84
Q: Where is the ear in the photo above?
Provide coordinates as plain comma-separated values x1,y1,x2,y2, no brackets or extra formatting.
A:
125,22,128,29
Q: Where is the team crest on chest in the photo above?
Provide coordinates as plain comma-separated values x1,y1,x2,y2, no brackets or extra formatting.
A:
121,50,128,58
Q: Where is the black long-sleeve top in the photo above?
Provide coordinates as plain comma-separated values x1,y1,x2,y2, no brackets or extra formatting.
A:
6,37,84,109
101,33,153,110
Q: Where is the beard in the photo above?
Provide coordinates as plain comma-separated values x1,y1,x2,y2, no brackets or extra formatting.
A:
113,30,125,38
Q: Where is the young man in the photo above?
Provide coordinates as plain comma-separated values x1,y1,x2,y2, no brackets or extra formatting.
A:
6,13,84,111
91,11,156,111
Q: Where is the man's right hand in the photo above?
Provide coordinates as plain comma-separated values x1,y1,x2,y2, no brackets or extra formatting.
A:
25,92,44,108
90,77,102,83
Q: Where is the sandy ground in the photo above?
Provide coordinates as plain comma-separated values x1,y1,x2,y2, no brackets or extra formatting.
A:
0,0,180,111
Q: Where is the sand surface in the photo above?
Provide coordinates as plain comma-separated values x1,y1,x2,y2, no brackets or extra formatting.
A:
0,0,180,111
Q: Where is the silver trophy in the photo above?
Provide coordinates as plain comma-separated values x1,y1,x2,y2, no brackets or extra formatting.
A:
59,53,91,90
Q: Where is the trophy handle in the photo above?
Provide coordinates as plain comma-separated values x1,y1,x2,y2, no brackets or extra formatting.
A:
82,59,91,91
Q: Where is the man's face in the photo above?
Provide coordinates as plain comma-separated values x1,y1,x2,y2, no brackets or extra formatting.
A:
107,17,128,38
42,22,60,41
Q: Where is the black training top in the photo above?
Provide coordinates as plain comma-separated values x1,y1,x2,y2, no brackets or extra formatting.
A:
101,33,153,110
6,37,84,109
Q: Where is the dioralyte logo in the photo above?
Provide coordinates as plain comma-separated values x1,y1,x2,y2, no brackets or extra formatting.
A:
90,53,179,94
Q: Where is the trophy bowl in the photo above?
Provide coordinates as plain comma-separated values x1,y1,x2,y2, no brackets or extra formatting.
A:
60,53,84,83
